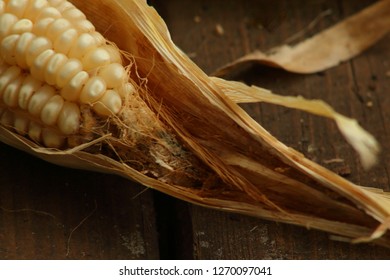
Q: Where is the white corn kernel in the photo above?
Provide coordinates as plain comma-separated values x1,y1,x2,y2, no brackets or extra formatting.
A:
15,32,35,69
58,101,80,134
0,65,21,92
80,76,106,104
92,89,122,116
60,70,88,102
118,82,135,99
30,48,54,81
3,75,23,107
97,63,126,88
6,0,29,18
56,58,83,87
33,17,55,36
74,19,95,33
55,1,73,13
62,7,86,22
25,36,52,67
1,34,19,65
40,94,64,125
44,52,67,85
10,19,33,34
14,114,30,135
103,45,122,64
46,18,71,42
0,13,18,38
42,128,64,148
35,7,62,21
27,84,55,116
82,47,111,71
90,32,105,46
18,75,43,109
68,33,96,59
53,28,78,55
24,0,49,22
28,121,42,142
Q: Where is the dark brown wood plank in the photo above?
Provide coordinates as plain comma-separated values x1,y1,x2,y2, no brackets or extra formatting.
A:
153,0,390,259
0,144,159,259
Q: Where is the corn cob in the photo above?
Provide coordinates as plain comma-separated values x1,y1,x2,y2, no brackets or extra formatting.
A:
0,0,131,148
0,0,212,190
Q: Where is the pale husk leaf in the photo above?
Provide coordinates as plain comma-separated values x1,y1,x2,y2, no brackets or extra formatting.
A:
213,0,390,76
212,77,379,170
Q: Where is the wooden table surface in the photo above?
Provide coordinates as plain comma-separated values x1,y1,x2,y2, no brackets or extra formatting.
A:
1,0,390,259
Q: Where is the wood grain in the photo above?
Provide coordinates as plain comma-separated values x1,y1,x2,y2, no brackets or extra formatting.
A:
0,144,159,259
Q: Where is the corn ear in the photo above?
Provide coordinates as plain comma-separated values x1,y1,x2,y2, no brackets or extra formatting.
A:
1,0,390,247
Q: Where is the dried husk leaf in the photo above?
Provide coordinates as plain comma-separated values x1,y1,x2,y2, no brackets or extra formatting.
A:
213,0,390,76
1,0,390,247
212,77,379,170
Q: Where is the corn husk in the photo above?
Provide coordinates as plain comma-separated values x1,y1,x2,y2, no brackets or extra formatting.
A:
1,0,390,247
214,0,390,76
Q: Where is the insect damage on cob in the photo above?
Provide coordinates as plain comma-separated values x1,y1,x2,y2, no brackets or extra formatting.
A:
0,0,217,187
